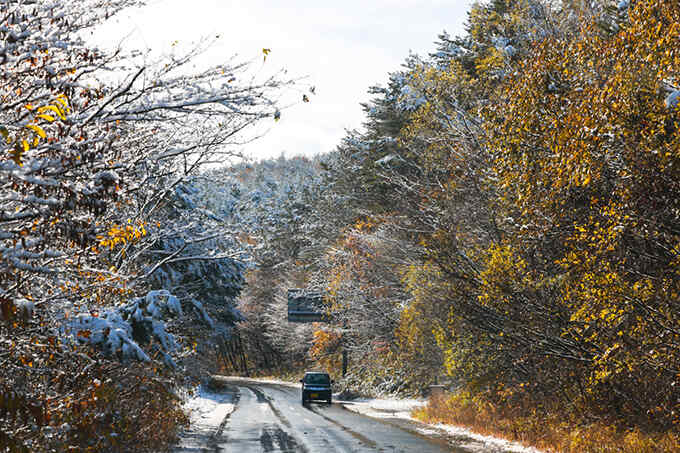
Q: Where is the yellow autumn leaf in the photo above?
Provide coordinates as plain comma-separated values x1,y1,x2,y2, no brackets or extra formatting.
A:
55,95,70,112
25,124,46,139
38,105,66,120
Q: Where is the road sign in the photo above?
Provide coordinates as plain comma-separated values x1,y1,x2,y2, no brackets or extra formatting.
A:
287,289,328,323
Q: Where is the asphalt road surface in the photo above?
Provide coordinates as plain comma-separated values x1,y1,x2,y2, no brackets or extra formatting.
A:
173,376,472,453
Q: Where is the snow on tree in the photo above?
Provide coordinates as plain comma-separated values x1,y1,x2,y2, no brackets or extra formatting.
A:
0,0,292,450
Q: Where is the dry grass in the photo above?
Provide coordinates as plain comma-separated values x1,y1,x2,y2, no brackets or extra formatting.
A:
412,392,680,453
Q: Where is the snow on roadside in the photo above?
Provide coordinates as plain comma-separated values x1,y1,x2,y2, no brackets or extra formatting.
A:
340,396,544,453
181,386,236,429
172,385,237,453
338,397,426,420
421,423,544,453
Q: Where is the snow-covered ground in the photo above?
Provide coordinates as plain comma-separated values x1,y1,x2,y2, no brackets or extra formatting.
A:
172,386,237,452
338,397,425,420
338,396,544,453
182,387,236,429
420,424,543,453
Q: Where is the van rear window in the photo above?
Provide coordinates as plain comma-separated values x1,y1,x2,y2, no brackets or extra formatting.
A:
305,374,330,385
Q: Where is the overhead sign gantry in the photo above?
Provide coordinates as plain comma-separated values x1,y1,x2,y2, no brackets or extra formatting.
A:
287,289,328,323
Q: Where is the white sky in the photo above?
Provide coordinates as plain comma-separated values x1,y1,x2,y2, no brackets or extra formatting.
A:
93,0,474,160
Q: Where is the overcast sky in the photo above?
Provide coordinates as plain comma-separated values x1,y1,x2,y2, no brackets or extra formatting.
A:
95,0,474,160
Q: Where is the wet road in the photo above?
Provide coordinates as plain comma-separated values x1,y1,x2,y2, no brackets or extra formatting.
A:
174,376,466,453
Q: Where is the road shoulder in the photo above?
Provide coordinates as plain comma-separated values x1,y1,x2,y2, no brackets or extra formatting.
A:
172,384,238,452
338,397,543,453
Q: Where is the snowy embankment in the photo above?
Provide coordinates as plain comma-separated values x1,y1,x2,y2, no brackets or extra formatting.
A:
338,397,544,453
182,387,236,430
172,386,236,452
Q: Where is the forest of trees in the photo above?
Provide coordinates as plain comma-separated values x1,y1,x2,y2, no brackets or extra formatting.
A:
211,0,680,451
2,0,680,452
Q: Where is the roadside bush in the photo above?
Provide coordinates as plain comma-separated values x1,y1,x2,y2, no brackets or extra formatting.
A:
414,389,680,453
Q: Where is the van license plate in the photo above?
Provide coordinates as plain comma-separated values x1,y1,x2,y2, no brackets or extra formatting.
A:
310,393,318,398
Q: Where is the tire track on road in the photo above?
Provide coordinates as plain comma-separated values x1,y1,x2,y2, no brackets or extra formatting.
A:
304,404,378,449
244,385,309,452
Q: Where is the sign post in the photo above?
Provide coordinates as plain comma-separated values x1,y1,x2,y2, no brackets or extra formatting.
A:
287,289,348,377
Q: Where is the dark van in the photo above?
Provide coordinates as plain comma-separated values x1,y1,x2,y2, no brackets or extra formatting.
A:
300,371,333,405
